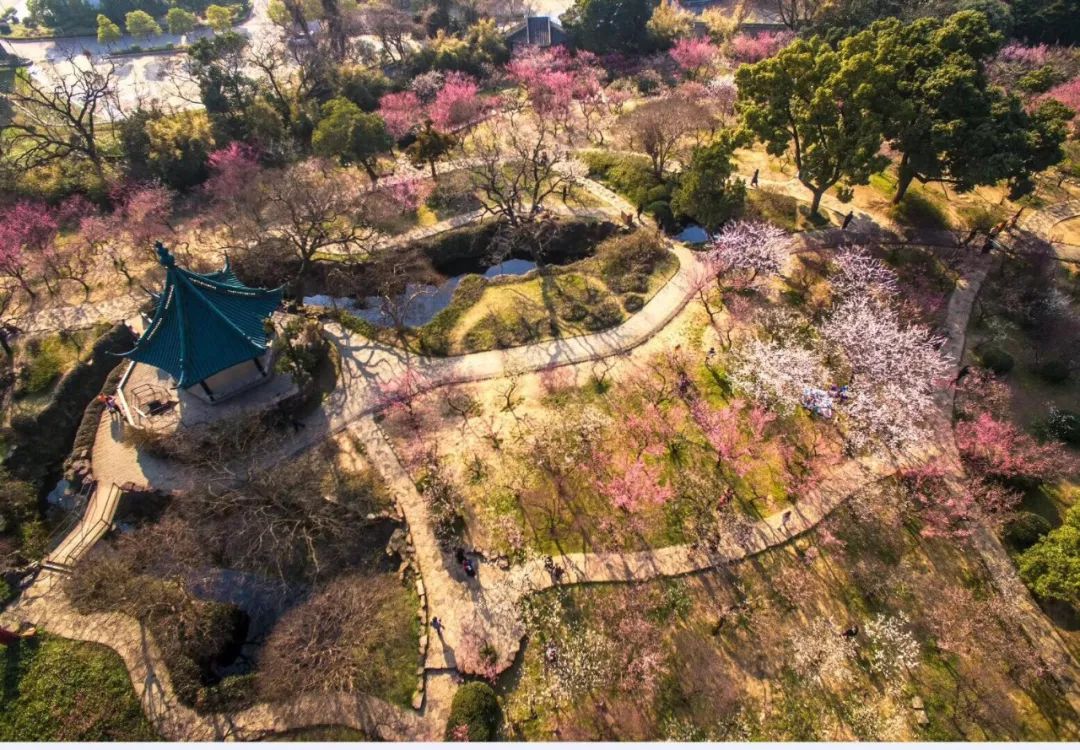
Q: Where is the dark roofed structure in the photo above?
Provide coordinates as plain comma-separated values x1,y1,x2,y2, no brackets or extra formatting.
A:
123,243,283,401
505,16,567,48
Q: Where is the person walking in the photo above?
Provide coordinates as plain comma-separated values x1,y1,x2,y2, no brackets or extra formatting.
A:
431,617,444,638
750,168,759,188
842,211,854,230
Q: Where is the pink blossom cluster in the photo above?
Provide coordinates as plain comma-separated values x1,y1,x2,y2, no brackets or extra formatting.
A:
506,46,604,122
204,142,261,201
380,178,434,213
594,454,674,511
669,37,719,79
728,30,794,63
997,42,1053,67
956,411,1070,484
378,73,493,139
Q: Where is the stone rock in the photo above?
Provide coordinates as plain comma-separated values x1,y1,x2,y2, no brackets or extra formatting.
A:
416,666,425,677
416,579,425,597
911,696,924,710
419,634,428,652
411,691,423,711
496,556,510,571
914,709,929,726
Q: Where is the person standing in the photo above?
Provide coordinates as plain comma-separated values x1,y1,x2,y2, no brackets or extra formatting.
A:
750,168,759,188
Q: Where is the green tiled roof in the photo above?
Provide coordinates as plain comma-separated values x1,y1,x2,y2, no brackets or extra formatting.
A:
123,243,283,389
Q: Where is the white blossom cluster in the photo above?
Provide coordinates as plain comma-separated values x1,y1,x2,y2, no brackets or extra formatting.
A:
829,246,900,301
790,617,857,686
863,612,921,689
707,220,791,285
823,296,951,450
727,337,826,414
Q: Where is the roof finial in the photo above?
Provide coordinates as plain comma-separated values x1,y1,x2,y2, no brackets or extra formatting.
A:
155,241,175,268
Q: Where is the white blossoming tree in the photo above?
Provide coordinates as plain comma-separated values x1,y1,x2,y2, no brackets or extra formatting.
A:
706,219,791,290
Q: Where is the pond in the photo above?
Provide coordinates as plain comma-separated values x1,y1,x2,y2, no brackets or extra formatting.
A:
674,224,711,244
304,258,539,328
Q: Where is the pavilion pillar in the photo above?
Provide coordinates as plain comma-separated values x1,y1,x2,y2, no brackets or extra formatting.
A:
199,380,216,402
252,357,267,377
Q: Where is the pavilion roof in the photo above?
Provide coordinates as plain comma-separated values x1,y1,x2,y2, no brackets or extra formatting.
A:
122,243,283,389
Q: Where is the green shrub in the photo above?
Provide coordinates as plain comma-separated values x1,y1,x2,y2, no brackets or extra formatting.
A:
582,299,624,331
1017,65,1061,93
976,344,1014,374
1004,511,1053,550
445,681,501,741
1035,359,1070,384
582,151,660,207
646,200,676,231
1018,504,1080,606
623,293,644,312
562,301,588,322
597,231,667,280
1038,408,1080,446
609,273,649,294
195,673,258,713
18,336,70,395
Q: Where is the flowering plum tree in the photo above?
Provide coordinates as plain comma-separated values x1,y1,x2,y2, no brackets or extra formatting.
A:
0,201,58,298
728,31,794,63
669,37,719,80
594,453,674,511
706,220,790,290
430,73,487,133
728,338,826,414
956,412,1070,485
828,245,898,302
863,612,920,690
378,90,424,140
823,297,950,450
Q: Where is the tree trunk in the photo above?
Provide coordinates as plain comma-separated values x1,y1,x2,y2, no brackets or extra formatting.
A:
362,160,379,184
429,160,438,180
809,188,825,217
893,156,915,204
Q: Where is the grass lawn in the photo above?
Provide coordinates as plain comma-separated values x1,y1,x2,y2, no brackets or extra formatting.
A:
336,230,679,356
0,633,157,741
5,323,113,422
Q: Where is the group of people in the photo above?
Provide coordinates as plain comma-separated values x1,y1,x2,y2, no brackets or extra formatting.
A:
801,384,851,420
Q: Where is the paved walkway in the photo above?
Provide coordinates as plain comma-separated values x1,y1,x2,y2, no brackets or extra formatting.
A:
11,165,1080,739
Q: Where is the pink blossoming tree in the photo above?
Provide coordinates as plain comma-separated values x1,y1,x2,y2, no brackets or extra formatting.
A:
670,37,719,80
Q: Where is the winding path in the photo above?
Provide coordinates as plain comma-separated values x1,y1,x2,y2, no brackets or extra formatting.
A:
7,170,1080,739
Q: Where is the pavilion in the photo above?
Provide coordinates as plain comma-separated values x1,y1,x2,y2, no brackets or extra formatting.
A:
122,242,284,405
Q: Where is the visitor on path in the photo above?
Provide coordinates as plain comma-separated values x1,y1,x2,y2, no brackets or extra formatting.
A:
706,346,716,363
842,211,854,230
463,557,476,578
782,510,792,527
101,394,120,419
431,617,444,638
750,168,759,188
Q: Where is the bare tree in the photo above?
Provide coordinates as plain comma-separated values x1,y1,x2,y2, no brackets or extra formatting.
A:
210,158,382,276
774,0,823,30
357,0,421,63
463,107,577,264
257,572,410,700
1,54,120,183
617,96,709,179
